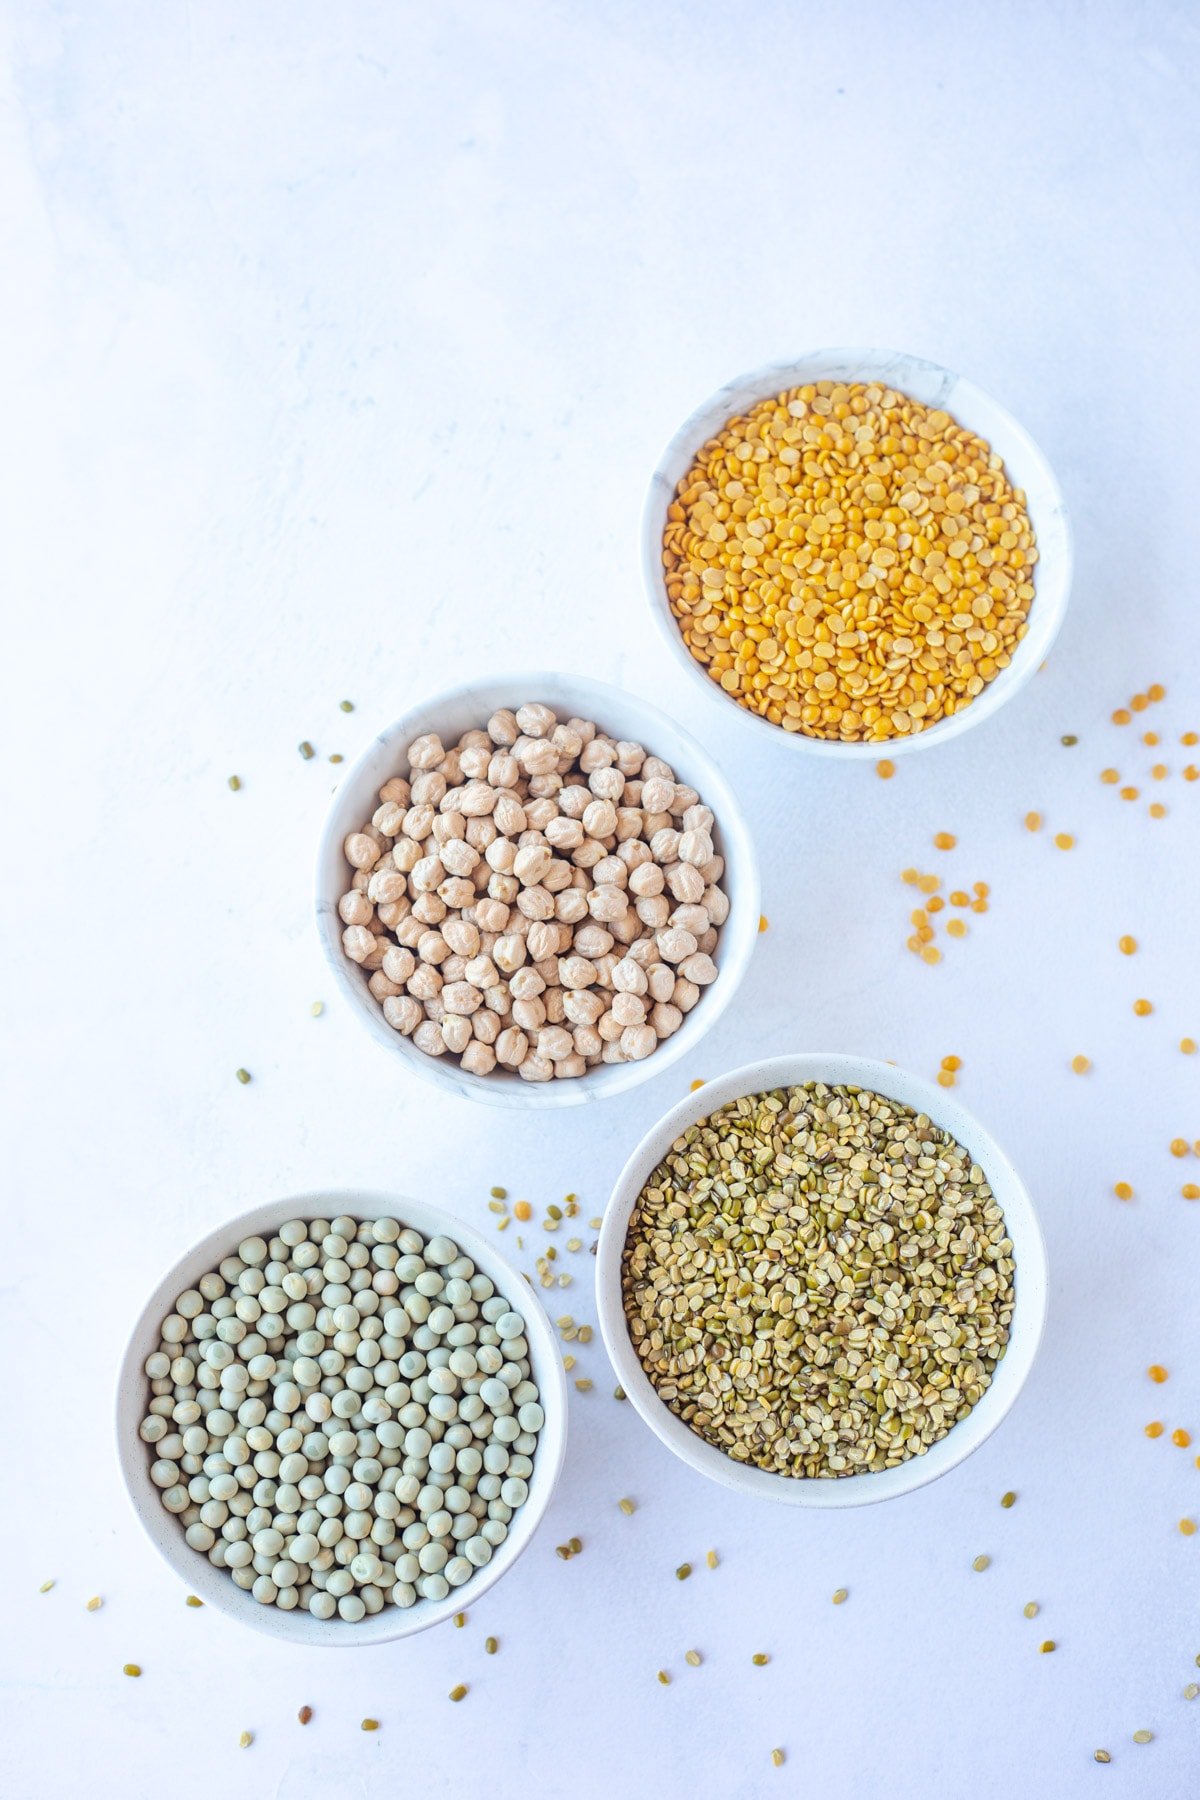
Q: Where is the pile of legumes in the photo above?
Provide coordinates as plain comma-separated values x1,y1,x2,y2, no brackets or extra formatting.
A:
338,703,728,1079
662,382,1037,741
621,1083,1015,1477
139,1215,543,1619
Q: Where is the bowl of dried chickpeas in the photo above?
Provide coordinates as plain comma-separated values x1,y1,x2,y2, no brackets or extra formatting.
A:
643,349,1072,755
315,674,760,1107
596,1052,1047,1506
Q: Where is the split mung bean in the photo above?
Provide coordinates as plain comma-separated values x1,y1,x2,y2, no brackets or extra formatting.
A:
139,1215,543,1620
621,1082,1015,1478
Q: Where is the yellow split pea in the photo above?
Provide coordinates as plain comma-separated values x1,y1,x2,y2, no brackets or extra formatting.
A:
662,381,1037,742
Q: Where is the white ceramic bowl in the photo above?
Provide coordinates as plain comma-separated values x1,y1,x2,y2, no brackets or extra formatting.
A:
642,348,1072,757
597,1054,1046,1507
116,1191,568,1645
315,673,760,1108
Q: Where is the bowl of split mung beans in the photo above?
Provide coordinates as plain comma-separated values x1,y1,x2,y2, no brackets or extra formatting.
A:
642,349,1072,755
596,1054,1046,1506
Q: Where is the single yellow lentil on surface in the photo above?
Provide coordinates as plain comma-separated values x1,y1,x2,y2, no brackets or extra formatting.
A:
1183,1184,1200,1200
920,945,942,965
933,832,956,851
1149,802,1167,818
1100,767,1119,783
1071,1055,1091,1074
662,381,1038,741
690,1079,705,1091
1113,709,1131,725
1133,998,1153,1016
1118,935,1137,955
936,1070,955,1088
1171,1138,1189,1157
513,1200,531,1222
1181,1038,1197,1055
1145,1421,1165,1437
759,913,769,932
1173,1429,1192,1447
1148,683,1166,701
1054,832,1074,850
1180,1519,1197,1536
946,917,967,938
876,759,895,779
1114,1181,1134,1200
1151,763,1168,779
1024,811,1042,831
941,1055,962,1071
1182,730,1199,746
1185,765,1200,781
1132,692,1150,711
1147,1364,1168,1382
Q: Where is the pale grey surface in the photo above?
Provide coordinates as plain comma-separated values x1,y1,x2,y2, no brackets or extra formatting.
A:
4,3,1200,1797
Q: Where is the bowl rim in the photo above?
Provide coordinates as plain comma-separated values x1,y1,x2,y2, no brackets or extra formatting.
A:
314,671,761,1109
640,346,1073,758
596,1052,1047,1507
116,1189,569,1645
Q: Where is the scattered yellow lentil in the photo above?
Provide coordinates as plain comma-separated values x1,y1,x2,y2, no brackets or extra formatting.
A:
1118,935,1137,955
950,889,969,905
1024,811,1042,831
1113,1181,1134,1201
1181,1039,1197,1055
1183,731,1199,746
1133,999,1153,1016
1186,766,1200,781
1183,1184,1200,1200
936,1070,955,1088
934,832,957,851
1148,683,1166,701
1054,832,1074,850
876,760,895,779
1112,709,1131,725
1132,693,1150,712
1180,1519,1197,1536
1171,1138,1189,1157
901,867,919,885
946,917,967,938
1173,1429,1192,1448
927,895,944,913
1100,768,1120,784
941,1055,962,1072
1149,802,1167,818
513,1201,531,1222
920,945,942,966
1148,1364,1168,1383
759,913,769,932
971,898,989,914
1143,731,1160,746
917,873,940,895
1145,1421,1165,1438
690,1079,705,1091
662,381,1038,741
1071,1055,1091,1074
1151,763,1168,779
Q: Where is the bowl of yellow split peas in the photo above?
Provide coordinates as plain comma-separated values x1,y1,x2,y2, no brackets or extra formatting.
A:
642,349,1071,756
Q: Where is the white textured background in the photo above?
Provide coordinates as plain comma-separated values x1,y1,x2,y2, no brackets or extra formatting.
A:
4,3,1200,1796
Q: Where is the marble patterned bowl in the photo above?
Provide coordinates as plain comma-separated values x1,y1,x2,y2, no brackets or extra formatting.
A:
315,673,761,1109
641,349,1072,757
596,1053,1047,1506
